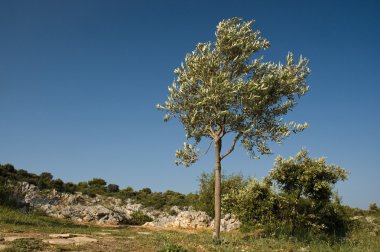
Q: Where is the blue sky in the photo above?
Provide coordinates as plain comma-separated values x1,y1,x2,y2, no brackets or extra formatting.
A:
0,0,379,209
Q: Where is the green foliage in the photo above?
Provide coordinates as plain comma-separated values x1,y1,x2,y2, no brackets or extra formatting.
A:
119,186,135,198
221,149,351,239
124,211,153,225
88,178,107,187
158,17,310,165
3,238,45,252
157,243,188,252
63,182,78,194
107,183,120,193
131,189,196,211
223,178,275,225
269,148,348,202
267,148,350,236
0,181,18,208
52,179,65,192
196,172,246,217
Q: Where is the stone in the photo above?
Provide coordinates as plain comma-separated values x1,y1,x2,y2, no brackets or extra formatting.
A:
48,233,75,238
44,239,75,245
4,236,31,242
144,209,211,229
137,232,152,235
210,213,241,232
365,216,376,223
0,244,9,251
44,236,97,245
350,216,363,220
71,236,98,244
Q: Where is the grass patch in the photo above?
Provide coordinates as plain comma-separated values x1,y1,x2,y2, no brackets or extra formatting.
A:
3,238,45,252
157,243,188,252
0,205,100,234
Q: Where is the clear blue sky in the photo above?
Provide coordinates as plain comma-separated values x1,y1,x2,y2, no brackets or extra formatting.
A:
0,0,379,209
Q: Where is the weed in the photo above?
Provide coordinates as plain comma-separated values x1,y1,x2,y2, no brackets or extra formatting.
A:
157,243,188,252
3,238,45,252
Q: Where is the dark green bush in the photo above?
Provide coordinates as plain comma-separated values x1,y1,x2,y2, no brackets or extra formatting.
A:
107,183,120,193
196,172,246,217
222,178,275,225
124,211,153,225
267,149,350,237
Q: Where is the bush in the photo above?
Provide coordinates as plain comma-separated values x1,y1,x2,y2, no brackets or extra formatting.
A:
196,172,246,217
223,178,276,226
267,148,350,237
0,181,19,208
125,211,153,225
107,184,120,193
63,182,78,194
220,149,351,239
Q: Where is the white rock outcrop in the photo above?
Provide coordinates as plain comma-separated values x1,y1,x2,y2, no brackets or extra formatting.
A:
14,182,241,231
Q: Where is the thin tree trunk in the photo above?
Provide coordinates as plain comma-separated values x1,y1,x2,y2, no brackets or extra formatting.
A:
213,138,222,241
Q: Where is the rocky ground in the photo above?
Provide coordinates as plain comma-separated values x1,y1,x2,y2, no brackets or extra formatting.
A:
15,182,240,232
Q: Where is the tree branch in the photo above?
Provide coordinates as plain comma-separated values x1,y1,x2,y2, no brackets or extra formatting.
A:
221,133,241,160
208,125,217,139
199,140,213,157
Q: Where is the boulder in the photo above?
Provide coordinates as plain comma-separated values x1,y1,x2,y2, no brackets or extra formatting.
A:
210,213,241,232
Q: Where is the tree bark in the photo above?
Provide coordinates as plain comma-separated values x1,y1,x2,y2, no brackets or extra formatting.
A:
212,138,222,241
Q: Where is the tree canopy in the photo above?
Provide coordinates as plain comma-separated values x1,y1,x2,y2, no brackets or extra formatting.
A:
158,18,310,166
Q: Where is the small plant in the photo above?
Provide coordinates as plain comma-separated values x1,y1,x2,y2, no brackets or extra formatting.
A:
4,238,45,252
157,243,187,252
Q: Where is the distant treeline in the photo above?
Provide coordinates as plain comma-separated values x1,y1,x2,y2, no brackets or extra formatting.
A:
0,163,198,210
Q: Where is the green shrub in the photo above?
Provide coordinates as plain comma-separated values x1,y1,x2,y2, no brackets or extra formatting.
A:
107,183,120,193
223,178,275,225
220,149,351,240
0,181,19,208
196,172,246,217
63,182,78,194
125,211,153,225
267,148,350,237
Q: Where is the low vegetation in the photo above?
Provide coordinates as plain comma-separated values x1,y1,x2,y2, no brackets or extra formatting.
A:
0,204,379,251
1,149,379,251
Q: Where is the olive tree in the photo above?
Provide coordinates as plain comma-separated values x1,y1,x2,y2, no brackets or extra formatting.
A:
158,18,310,240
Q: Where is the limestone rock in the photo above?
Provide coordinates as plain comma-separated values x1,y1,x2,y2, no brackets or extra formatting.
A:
13,182,240,232
210,213,241,232
48,234,75,238
144,209,211,229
